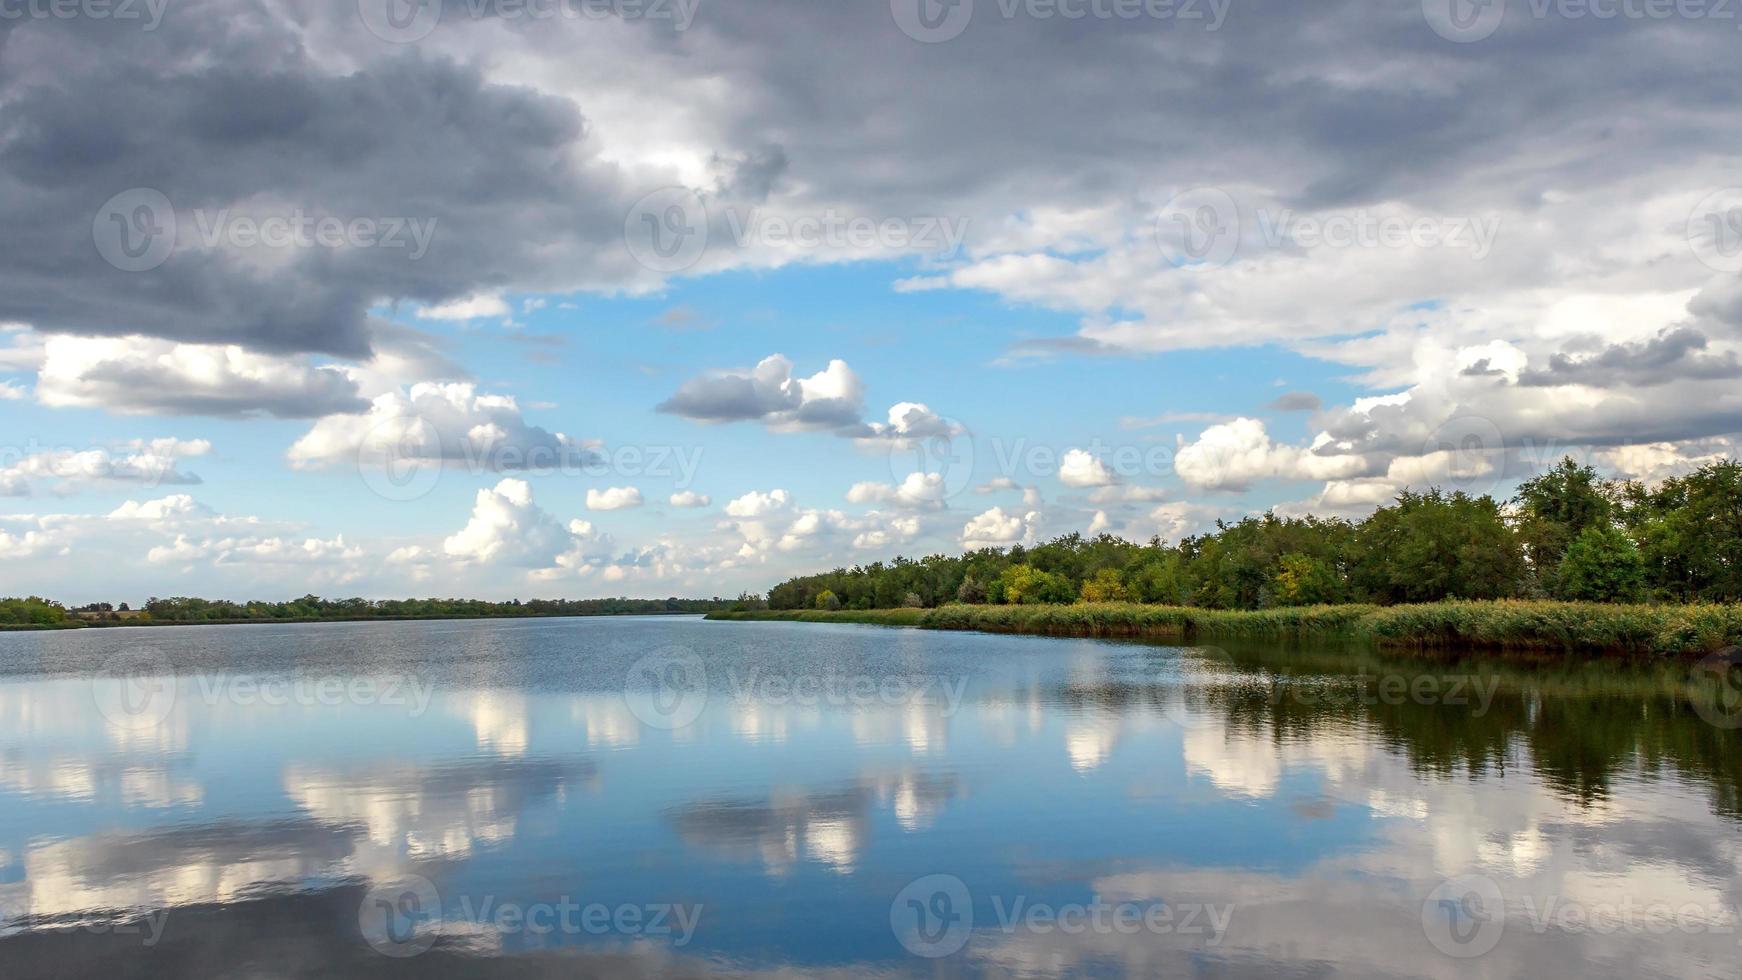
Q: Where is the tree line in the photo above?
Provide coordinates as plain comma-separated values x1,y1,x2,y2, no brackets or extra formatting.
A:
765,458,1742,611
1,595,743,627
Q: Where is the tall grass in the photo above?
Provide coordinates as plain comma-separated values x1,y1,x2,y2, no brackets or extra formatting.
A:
707,608,931,627
707,601,1742,657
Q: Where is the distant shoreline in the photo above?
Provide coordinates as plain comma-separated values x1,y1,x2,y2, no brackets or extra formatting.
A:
706,601,1742,658
0,610,713,633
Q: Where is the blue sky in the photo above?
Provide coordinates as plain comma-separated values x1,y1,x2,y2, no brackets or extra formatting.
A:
0,256,1374,603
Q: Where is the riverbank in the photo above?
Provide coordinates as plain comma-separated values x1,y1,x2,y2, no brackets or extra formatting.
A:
0,610,711,632
706,601,1742,657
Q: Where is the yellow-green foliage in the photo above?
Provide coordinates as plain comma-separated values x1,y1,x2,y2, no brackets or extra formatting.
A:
709,600,1742,656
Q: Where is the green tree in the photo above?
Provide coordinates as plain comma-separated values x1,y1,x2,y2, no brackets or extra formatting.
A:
1271,553,1344,606
1125,553,1188,605
1620,460,1742,600
1352,489,1524,602
1512,457,1617,594
1556,526,1646,602
815,589,842,611
956,576,988,604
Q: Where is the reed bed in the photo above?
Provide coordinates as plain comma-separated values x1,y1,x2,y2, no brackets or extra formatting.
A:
707,601,1742,657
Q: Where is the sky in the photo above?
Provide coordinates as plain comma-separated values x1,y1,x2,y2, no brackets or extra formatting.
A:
2,0,1742,603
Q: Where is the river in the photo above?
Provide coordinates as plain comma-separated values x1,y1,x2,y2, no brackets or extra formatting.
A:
0,615,1736,977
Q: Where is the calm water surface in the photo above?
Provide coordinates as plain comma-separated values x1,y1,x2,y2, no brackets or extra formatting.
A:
0,616,1738,977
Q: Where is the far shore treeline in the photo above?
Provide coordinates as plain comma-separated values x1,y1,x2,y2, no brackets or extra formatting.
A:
0,595,741,629
764,458,1742,612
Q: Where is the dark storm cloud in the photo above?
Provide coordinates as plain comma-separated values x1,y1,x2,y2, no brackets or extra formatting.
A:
657,373,791,423
1519,327,1742,388
3,0,1741,419
1461,359,1508,378
657,376,863,429
0,3,641,359
1267,392,1323,412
